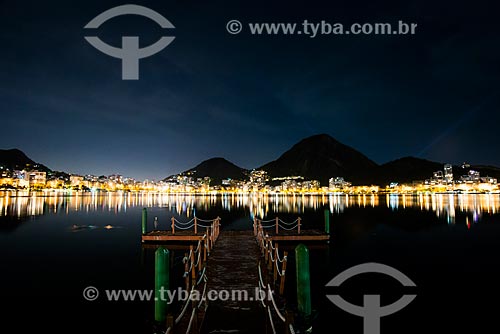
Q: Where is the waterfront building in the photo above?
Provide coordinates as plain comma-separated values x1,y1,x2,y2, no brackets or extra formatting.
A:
444,164,453,184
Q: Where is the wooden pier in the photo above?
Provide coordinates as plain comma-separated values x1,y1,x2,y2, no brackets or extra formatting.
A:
142,212,329,333
200,230,267,334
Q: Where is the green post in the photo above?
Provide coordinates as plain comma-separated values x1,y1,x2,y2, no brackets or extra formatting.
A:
324,209,330,234
155,247,170,322
295,244,311,317
142,208,147,235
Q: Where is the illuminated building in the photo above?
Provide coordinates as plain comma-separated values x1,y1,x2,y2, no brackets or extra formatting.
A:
444,164,453,184
70,175,84,187
26,171,46,187
329,177,352,191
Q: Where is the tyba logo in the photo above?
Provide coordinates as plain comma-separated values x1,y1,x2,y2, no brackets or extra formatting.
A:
326,263,416,334
84,4,175,80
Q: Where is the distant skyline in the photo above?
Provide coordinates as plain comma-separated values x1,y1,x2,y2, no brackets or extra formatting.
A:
1,0,499,180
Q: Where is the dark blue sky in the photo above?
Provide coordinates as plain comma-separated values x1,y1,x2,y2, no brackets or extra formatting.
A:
1,0,499,180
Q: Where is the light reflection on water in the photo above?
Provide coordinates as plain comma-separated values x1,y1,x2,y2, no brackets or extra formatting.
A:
0,191,499,224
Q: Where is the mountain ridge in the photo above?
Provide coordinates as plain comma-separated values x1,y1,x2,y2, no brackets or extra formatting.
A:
3,135,500,186
168,157,248,185
259,134,378,185
0,149,51,172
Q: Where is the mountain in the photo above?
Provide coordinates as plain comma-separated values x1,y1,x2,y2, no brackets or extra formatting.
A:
372,157,444,185
259,134,378,185
0,149,50,172
372,159,500,186
174,157,247,185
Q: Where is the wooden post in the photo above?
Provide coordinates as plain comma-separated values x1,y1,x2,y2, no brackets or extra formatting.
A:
184,252,190,291
190,245,196,284
171,217,175,235
264,239,269,263
213,219,216,241
297,217,301,234
210,223,213,247
198,242,202,272
216,217,220,240
194,217,197,235
273,243,278,283
259,232,266,257
207,227,211,253
268,243,273,271
279,251,288,295
285,311,294,334
166,314,174,332
275,217,279,234
191,299,199,334
203,237,207,262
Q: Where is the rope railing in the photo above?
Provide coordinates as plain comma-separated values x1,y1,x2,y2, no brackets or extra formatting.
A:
173,217,195,225
257,262,291,334
267,284,286,322
175,286,195,325
175,223,196,230
161,219,220,334
267,305,277,334
164,257,209,334
171,216,221,239
279,218,299,225
195,217,216,223
253,217,302,235
255,225,289,296
260,218,278,223
278,223,299,231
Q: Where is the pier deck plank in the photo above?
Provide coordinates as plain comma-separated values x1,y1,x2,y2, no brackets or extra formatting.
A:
142,230,206,242
200,230,267,333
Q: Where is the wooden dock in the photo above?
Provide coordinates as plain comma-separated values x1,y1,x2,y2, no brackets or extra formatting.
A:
200,230,267,334
141,212,329,333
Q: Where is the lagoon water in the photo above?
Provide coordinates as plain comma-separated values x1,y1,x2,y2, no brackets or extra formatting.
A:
1,192,499,333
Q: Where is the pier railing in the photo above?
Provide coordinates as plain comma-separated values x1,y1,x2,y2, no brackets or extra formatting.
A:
256,223,291,333
143,210,222,333
161,230,215,334
258,261,292,334
167,235,210,334
255,223,289,295
253,217,302,235
171,217,221,238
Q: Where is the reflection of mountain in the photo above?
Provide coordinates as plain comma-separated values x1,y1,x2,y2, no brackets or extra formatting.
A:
0,149,51,172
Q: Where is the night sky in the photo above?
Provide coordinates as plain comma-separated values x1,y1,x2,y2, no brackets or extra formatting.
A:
1,0,499,180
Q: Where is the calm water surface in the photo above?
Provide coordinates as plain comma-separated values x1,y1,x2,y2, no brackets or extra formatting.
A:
1,193,499,333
